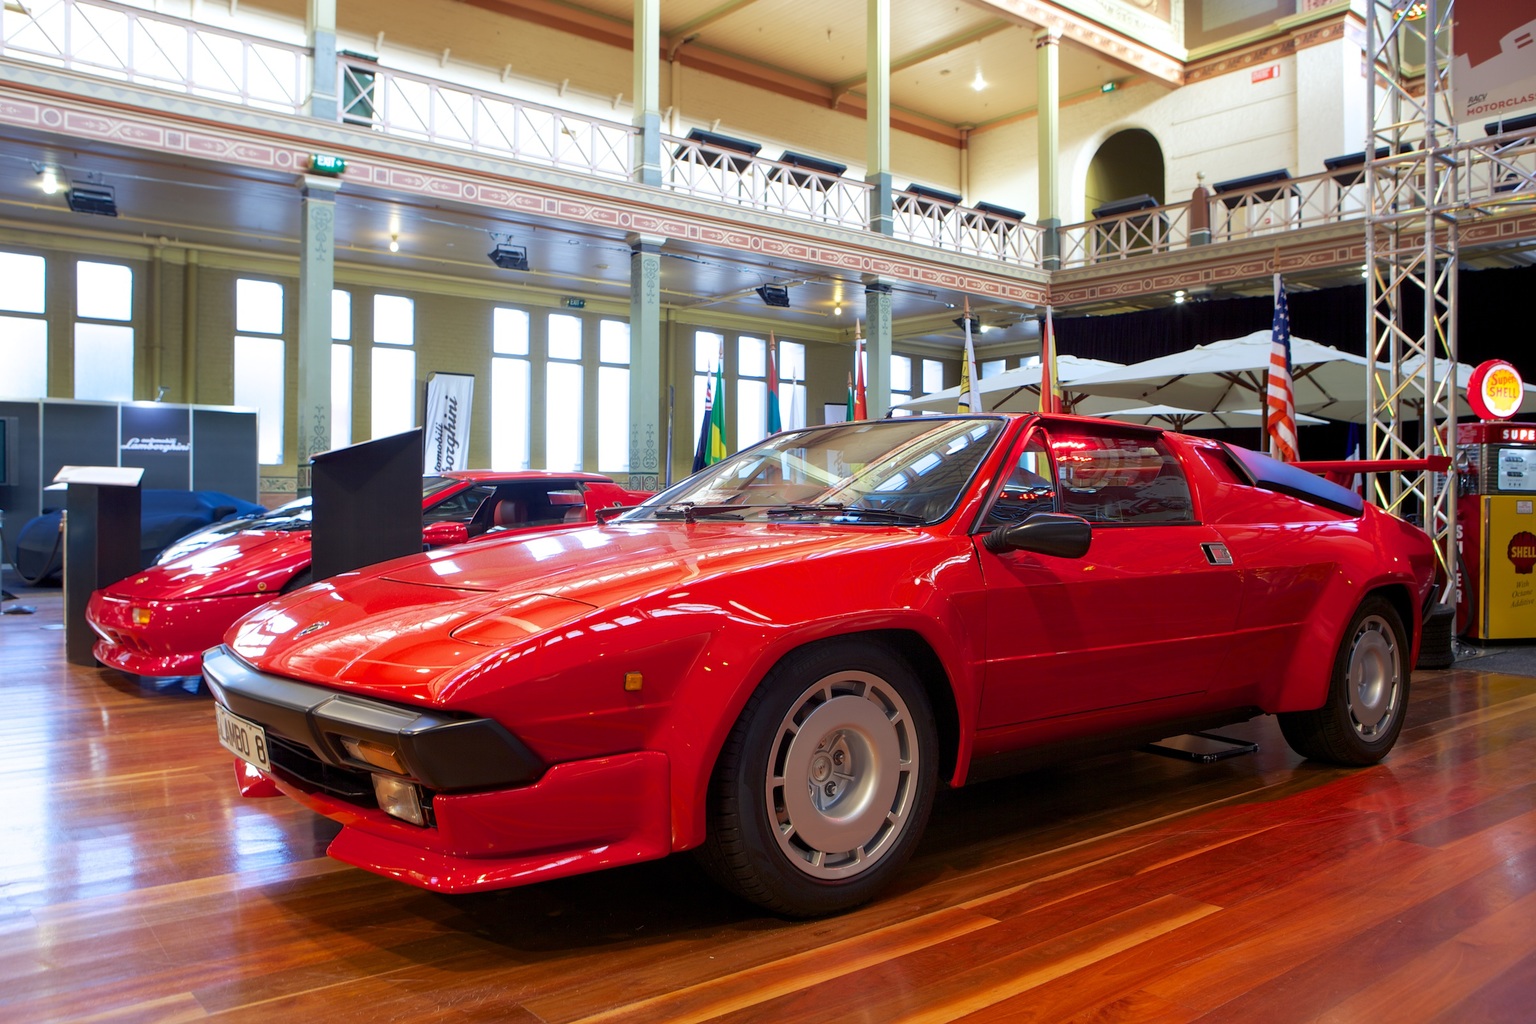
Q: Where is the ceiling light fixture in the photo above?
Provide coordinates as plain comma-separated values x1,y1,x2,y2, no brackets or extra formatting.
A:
388,232,399,253
971,69,987,92
834,302,843,316
37,165,59,195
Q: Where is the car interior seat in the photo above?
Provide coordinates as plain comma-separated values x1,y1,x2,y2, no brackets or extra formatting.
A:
493,499,527,528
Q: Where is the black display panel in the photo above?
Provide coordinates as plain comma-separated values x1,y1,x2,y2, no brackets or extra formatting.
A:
120,405,192,490
310,429,423,581
41,401,118,484
191,408,259,502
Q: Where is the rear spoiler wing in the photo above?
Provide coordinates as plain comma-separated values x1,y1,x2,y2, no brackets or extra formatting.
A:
1221,445,1370,517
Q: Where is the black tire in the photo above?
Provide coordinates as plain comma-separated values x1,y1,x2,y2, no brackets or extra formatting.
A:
1279,596,1409,766
697,639,939,917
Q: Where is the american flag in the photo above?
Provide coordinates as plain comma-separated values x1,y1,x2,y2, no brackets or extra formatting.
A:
1266,274,1298,462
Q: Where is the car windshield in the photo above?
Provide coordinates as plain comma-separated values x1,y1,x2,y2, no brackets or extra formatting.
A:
623,417,1006,525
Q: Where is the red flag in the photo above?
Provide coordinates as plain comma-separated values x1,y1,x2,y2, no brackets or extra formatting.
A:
1267,274,1298,462
853,331,868,420
1038,306,1063,414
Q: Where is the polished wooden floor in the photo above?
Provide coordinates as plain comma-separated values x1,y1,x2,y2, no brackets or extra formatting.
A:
4,588,1535,1024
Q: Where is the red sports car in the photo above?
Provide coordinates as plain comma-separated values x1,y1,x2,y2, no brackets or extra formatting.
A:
89,471,647,679
204,414,1436,916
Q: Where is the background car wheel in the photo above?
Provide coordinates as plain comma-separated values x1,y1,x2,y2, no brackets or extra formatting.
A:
1279,595,1409,766
698,639,938,917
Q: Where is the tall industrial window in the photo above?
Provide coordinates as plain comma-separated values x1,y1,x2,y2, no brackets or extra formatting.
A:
981,358,1007,378
331,289,352,449
545,313,583,471
693,330,724,450
74,261,134,402
597,319,630,472
922,358,946,395
233,277,285,464
777,340,807,430
371,293,415,439
0,251,47,398
491,307,531,469
737,335,767,450
890,354,913,415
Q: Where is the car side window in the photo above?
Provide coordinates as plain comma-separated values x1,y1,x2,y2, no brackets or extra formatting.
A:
426,484,497,525
1053,429,1196,525
980,436,1057,528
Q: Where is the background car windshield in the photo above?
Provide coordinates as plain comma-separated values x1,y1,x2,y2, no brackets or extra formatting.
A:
629,418,1004,523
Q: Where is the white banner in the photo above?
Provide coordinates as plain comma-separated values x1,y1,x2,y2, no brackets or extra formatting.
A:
1452,1,1536,124
424,372,474,472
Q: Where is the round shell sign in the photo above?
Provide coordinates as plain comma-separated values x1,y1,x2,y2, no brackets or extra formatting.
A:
1468,359,1524,421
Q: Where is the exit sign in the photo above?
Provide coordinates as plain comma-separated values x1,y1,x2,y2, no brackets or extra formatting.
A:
1251,65,1279,83
564,297,586,309
308,153,347,176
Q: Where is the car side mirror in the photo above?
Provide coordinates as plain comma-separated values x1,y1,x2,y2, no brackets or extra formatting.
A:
982,512,1092,558
422,521,469,548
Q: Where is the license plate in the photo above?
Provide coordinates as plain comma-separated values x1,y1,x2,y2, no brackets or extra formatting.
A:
215,704,271,772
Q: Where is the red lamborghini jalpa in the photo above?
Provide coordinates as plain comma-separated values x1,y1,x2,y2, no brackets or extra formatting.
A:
203,415,1436,916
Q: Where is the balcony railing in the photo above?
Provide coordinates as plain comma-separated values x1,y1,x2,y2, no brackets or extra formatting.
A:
4,2,1534,275
0,0,308,114
662,135,871,230
338,58,634,180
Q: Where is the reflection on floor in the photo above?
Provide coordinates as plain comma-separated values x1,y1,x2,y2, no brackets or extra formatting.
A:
2,585,1534,1023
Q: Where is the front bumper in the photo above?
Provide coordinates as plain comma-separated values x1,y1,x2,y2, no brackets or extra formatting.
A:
202,645,673,892
88,591,268,677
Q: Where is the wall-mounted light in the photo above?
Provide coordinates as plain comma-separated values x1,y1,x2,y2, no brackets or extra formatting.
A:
388,232,399,253
66,182,116,217
756,284,790,307
488,242,529,271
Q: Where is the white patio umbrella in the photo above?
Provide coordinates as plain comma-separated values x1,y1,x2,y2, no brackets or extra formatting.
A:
1068,330,1373,422
1091,404,1327,431
889,355,1128,415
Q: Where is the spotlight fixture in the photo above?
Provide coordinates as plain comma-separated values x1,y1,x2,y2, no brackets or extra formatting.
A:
755,284,790,307
66,182,117,217
487,242,529,271
37,165,58,195
389,232,399,253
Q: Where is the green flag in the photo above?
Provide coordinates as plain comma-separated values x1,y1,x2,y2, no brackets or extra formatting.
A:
707,360,728,464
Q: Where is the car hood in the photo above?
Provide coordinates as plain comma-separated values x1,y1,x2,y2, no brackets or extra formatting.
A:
106,529,312,600
227,521,923,702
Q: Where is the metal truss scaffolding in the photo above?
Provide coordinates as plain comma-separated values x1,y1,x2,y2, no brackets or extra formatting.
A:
1365,0,1459,600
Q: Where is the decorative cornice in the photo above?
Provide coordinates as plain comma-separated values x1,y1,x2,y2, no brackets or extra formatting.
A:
1185,17,1349,85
